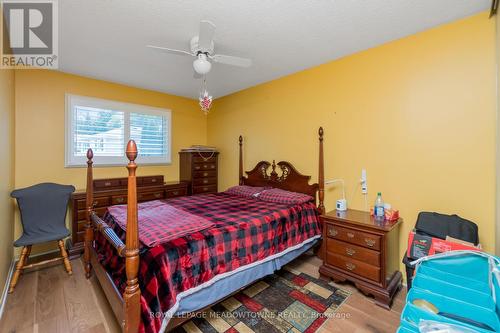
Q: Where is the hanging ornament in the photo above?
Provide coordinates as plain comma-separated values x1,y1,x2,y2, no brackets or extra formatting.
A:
199,76,213,115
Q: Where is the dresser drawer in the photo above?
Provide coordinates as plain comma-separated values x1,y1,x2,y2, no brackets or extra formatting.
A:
77,207,107,221
142,176,163,186
193,155,217,163
193,170,217,179
138,191,164,202
326,224,381,251
111,195,127,205
192,177,217,186
327,253,381,282
327,238,380,267
94,179,121,190
165,188,187,198
193,163,217,171
76,196,110,210
193,185,217,194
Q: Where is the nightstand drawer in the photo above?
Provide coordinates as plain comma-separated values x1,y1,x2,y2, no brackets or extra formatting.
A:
326,224,381,251
326,253,381,282
327,239,380,267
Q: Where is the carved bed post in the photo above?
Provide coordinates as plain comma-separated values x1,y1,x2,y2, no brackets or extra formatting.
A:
318,127,325,215
84,149,94,279
239,135,243,185
123,140,141,333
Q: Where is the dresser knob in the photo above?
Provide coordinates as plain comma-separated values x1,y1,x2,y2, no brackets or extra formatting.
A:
116,198,124,203
345,248,356,256
203,172,208,177
346,262,356,271
154,193,161,198
203,187,208,191
365,238,376,247
328,228,338,237
347,232,355,238
104,182,111,187
203,179,208,184
195,166,200,170
173,191,179,196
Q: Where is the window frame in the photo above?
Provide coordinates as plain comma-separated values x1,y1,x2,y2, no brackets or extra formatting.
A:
65,94,172,167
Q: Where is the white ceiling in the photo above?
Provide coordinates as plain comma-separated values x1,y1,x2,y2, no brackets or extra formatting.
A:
59,0,491,99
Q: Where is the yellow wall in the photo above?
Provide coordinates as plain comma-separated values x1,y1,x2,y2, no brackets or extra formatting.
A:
14,70,207,254
496,11,500,256
208,11,497,270
0,69,15,292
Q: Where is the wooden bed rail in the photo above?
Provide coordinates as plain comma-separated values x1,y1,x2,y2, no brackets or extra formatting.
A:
90,212,126,256
84,141,141,333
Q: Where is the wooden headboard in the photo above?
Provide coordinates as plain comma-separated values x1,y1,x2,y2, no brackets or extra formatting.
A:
238,127,325,213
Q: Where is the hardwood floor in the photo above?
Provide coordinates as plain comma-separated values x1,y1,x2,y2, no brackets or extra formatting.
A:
0,254,405,333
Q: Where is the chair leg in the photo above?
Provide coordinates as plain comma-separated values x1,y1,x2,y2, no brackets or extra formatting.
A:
9,246,29,293
22,245,32,269
58,240,72,275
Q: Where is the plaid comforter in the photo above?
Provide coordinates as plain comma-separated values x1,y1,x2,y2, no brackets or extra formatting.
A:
94,192,321,333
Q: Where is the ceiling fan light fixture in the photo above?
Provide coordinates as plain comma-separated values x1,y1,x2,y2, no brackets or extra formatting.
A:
193,54,212,75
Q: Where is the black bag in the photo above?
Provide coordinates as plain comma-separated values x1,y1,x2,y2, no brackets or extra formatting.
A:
403,211,479,290
415,212,479,246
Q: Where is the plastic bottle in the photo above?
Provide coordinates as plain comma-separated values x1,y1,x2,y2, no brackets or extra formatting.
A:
374,192,385,220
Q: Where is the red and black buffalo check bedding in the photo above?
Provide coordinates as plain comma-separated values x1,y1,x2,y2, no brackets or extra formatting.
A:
94,192,321,333
108,200,214,247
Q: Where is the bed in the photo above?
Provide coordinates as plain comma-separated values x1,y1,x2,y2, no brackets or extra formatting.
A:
83,127,326,333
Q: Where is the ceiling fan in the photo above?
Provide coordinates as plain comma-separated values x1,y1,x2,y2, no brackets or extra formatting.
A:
147,20,252,78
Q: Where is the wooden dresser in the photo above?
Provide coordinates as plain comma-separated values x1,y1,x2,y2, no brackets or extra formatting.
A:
319,209,402,309
68,175,188,256
179,151,219,195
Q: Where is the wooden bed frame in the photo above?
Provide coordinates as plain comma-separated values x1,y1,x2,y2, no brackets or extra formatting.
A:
83,127,325,333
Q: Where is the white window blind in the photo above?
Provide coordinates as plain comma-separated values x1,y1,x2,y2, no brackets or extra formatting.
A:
65,95,171,167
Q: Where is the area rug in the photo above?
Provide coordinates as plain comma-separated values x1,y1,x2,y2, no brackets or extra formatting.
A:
171,267,350,333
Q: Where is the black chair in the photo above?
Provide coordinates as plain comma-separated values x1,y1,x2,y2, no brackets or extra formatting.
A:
9,183,75,293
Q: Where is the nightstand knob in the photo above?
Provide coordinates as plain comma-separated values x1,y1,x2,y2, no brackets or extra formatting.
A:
346,262,356,271
173,191,179,196
347,232,355,238
116,198,124,203
365,238,376,247
328,228,338,237
345,248,356,256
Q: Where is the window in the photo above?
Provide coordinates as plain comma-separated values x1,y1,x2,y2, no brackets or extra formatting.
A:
65,94,171,167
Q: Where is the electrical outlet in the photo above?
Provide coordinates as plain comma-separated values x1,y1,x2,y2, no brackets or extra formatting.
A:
361,169,367,194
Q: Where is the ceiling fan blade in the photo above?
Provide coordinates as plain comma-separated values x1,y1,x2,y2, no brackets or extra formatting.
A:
147,45,194,57
198,20,216,51
212,54,252,68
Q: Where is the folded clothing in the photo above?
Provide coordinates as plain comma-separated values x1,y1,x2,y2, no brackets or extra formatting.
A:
107,200,214,247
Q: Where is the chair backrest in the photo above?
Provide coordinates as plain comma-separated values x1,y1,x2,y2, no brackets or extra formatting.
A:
11,183,75,236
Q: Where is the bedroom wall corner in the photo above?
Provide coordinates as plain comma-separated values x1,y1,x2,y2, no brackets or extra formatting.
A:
208,12,497,272
0,68,15,302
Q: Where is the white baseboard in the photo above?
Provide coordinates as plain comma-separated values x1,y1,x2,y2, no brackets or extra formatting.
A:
0,260,15,320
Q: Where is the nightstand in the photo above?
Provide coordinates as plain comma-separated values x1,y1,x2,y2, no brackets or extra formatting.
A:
319,209,402,309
